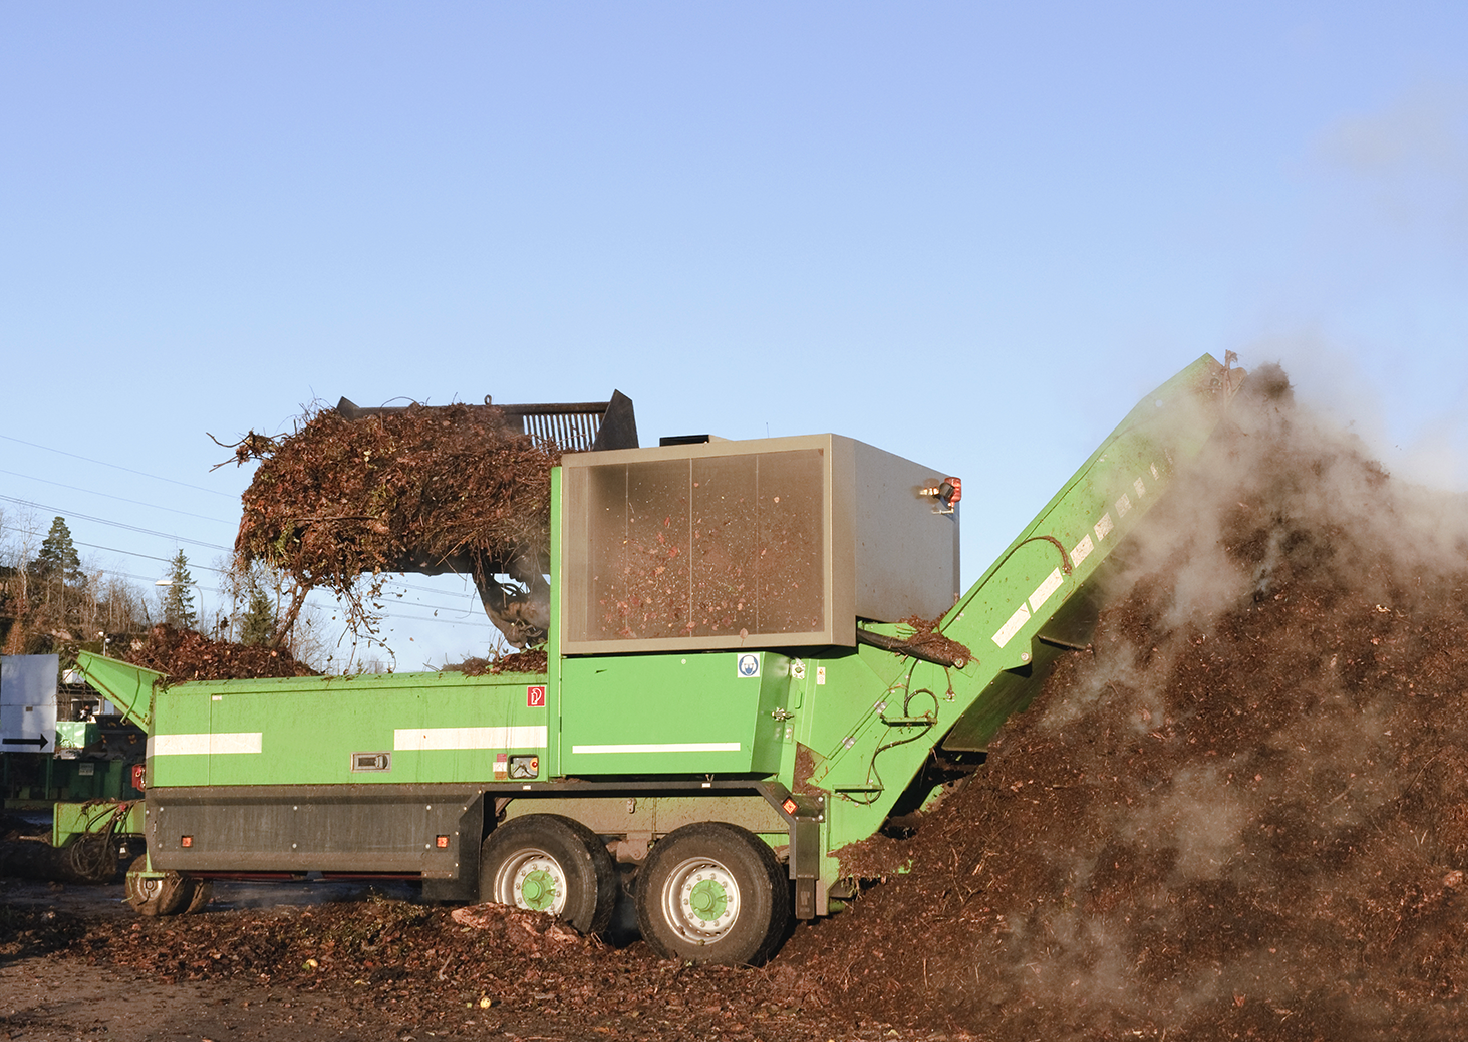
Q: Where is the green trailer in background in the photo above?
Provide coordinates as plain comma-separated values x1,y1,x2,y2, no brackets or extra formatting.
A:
73,354,1245,964
0,653,147,882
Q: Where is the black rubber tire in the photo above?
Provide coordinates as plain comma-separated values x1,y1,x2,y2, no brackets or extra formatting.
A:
183,879,213,914
634,822,790,966
479,814,617,935
123,854,191,917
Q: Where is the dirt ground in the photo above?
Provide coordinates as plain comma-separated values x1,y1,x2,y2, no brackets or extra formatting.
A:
0,879,943,1042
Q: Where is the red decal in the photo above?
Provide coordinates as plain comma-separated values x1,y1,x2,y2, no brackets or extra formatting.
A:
527,685,547,708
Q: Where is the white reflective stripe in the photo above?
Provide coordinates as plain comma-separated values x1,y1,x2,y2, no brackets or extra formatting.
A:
1029,568,1064,612
571,743,742,754
395,726,547,751
992,603,1031,648
1071,534,1094,568
1095,513,1113,540
1134,477,1146,498
1115,494,1131,517
154,732,262,756
1150,463,1159,479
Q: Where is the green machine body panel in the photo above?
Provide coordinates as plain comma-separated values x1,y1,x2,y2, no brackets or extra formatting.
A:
71,652,160,732
559,650,792,776
145,669,550,788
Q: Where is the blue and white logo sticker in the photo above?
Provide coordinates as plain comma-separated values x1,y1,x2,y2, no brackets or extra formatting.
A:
737,653,761,678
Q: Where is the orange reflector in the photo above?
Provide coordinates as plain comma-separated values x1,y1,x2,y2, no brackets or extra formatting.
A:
436,835,450,849
782,798,798,815
180,835,193,848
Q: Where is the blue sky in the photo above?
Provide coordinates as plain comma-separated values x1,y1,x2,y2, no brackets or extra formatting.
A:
3,3,1465,668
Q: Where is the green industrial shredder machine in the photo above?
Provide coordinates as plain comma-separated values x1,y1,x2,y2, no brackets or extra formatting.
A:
72,354,1246,965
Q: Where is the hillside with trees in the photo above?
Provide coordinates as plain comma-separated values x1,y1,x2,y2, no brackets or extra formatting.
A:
0,509,304,676
0,510,155,658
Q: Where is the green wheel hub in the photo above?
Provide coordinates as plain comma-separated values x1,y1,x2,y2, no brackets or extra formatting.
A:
516,866,558,911
687,877,729,922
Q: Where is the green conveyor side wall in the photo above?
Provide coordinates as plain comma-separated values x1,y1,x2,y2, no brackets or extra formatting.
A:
72,651,164,733
942,352,1240,747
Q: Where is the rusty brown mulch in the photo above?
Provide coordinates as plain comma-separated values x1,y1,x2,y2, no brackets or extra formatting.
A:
54,900,928,1042
446,648,550,675
121,624,319,681
232,402,558,598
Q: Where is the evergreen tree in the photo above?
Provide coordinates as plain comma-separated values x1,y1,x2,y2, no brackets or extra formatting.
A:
35,517,81,583
162,550,197,630
240,580,277,645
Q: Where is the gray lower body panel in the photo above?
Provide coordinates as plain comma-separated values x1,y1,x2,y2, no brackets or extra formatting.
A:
147,784,484,881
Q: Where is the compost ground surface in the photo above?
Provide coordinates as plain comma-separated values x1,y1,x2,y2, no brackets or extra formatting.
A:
7,369,1468,1041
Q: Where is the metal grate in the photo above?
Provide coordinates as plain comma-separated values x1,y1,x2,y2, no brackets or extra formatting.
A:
494,401,608,452
336,390,636,452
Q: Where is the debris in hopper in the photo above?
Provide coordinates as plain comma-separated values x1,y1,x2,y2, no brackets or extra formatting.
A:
589,463,825,641
121,624,319,681
443,649,549,675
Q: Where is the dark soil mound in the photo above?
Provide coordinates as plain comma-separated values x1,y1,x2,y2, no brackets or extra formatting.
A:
782,365,1468,1040
122,624,319,681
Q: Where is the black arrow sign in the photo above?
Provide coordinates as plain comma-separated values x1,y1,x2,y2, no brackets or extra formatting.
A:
2,736,49,749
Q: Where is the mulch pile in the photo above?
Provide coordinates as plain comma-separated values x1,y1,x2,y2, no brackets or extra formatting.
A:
778,365,1468,1040
22,364,1468,1041
121,624,319,681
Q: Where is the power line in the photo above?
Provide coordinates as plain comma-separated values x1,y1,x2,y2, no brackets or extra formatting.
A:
13,533,492,619
0,494,232,553
79,565,492,629
2,497,499,604
0,433,237,499
0,468,234,524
